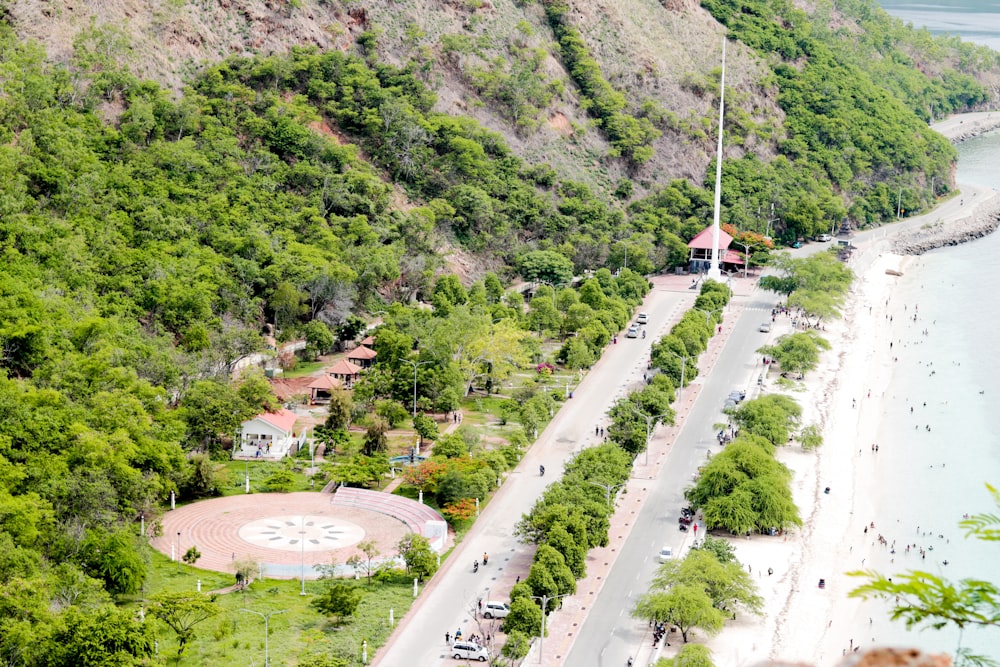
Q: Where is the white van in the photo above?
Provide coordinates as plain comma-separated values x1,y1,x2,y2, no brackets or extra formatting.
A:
637,312,649,324
450,641,490,661
482,600,510,619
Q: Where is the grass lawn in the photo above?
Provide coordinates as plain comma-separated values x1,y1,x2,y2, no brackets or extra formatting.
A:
281,359,327,379
142,551,418,666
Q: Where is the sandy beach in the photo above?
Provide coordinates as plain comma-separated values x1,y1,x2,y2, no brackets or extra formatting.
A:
690,119,1000,666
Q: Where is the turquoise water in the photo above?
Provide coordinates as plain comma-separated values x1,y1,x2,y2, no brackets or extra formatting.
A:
842,4,1000,658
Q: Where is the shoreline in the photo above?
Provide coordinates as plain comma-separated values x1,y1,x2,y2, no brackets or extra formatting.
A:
931,111,1000,143
699,158,1000,663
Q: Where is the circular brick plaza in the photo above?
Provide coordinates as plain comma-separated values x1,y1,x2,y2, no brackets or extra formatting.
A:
151,491,432,579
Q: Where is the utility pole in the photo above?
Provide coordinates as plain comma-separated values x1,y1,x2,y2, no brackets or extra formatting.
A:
530,593,571,664
241,608,287,667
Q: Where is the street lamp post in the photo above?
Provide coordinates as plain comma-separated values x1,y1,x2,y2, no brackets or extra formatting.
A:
626,404,672,465
240,608,287,667
665,350,690,402
300,515,307,596
694,308,718,327
400,358,433,418
529,593,571,664
587,480,624,508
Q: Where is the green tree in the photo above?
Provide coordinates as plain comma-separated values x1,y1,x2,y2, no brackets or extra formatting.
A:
346,540,380,585
656,643,715,667
45,605,155,667
311,582,364,625
362,416,389,456
397,533,438,580
651,550,763,616
500,629,532,663
633,584,726,643
730,395,802,445
758,330,831,376
517,250,574,284
182,546,201,566
304,320,335,357
433,433,467,459
413,413,439,442
325,389,354,432
147,592,220,657
502,598,543,638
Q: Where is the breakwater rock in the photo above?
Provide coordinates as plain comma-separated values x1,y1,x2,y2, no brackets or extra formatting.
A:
893,197,1000,255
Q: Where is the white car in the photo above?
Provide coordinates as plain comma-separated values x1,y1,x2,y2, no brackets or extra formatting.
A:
658,546,673,562
817,233,832,242
626,326,640,339
482,601,510,619
637,312,649,324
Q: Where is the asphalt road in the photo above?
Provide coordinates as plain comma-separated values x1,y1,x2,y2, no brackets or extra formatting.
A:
565,288,782,667
375,280,698,667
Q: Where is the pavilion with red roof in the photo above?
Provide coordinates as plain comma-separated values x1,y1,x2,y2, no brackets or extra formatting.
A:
307,374,342,404
326,359,363,388
347,345,377,368
687,226,744,274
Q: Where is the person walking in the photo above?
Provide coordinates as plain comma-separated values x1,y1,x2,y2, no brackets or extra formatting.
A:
482,552,488,565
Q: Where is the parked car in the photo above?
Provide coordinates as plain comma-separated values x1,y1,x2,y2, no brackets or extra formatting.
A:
626,326,640,339
728,389,746,403
637,312,649,325
482,601,510,619
723,398,738,411
817,233,832,242
451,642,490,661
759,322,771,333
658,546,673,562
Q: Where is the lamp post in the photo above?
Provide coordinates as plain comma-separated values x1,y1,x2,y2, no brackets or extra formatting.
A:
897,186,903,219
587,480,624,508
529,593,571,664
694,308,718,327
400,358,433,417
626,404,672,465
240,609,287,667
299,515,307,596
665,350,690,402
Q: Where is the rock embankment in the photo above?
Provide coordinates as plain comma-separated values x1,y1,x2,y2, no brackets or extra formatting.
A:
893,195,1000,255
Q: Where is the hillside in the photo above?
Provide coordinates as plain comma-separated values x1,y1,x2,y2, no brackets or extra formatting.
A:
0,1,999,664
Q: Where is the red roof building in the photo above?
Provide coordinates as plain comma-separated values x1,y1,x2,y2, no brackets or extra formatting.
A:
327,359,363,387
347,345,378,368
307,374,342,404
687,226,743,273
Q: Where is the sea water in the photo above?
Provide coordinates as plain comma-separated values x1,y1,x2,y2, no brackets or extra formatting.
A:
859,0,1000,657
852,132,1000,659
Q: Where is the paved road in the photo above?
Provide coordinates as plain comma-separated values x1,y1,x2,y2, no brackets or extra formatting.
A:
565,287,782,667
375,278,698,666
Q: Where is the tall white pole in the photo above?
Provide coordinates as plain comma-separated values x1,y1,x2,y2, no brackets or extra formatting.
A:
708,37,727,281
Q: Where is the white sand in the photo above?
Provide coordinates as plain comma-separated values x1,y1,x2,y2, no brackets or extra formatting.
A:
690,252,910,665
692,248,956,664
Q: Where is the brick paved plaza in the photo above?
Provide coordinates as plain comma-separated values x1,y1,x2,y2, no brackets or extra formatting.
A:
151,491,427,579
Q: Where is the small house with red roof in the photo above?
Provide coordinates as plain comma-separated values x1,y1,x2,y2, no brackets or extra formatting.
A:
327,359,363,387
360,335,376,348
237,409,303,460
347,345,377,368
308,374,342,404
687,226,744,274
